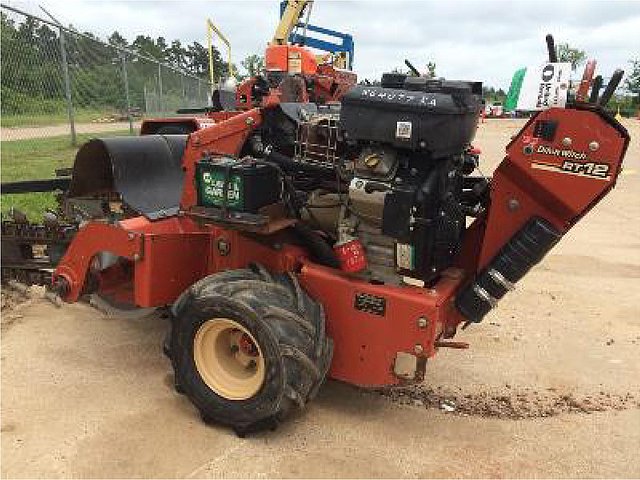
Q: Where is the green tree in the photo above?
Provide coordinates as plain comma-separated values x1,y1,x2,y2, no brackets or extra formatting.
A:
186,41,209,76
626,59,640,98
156,36,168,58
621,58,640,116
240,54,264,78
556,43,586,71
132,35,165,60
482,86,507,104
167,40,187,69
108,31,128,48
426,61,436,78
185,41,228,81
1,12,66,114
0,14,216,118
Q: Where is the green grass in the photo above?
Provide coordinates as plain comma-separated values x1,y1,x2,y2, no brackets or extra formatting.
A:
1,130,132,220
1,108,121,128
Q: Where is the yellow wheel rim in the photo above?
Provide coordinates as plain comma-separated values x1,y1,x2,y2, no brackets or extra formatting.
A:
193,318,266,400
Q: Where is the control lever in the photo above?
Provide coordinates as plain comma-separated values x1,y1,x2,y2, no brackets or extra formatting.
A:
545,34,558,63
404,59,420,77
575,59,596,103
598,69,624,107
589,75,603,103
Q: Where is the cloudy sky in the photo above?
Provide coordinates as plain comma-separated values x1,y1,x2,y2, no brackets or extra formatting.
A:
7,0,640,89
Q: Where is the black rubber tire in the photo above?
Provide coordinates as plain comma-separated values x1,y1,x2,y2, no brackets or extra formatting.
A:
169,264,333,435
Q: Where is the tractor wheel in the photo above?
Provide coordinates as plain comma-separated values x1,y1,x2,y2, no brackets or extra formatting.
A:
169,265,333,435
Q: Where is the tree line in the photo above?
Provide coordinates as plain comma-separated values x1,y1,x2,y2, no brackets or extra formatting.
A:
2,12,638,119
0,12,233,117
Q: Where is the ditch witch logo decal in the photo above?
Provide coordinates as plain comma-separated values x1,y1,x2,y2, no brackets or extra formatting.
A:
531,144,611,181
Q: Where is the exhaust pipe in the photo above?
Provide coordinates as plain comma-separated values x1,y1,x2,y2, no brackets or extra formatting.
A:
455,217,562,324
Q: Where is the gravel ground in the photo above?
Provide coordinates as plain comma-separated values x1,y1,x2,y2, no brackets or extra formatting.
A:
1,118,639,478
1,121,141,141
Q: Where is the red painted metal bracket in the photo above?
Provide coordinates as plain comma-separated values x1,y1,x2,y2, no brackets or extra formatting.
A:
53,222,143,302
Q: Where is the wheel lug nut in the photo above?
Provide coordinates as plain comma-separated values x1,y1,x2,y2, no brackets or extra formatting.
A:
246,360,257,370
230,344,239,353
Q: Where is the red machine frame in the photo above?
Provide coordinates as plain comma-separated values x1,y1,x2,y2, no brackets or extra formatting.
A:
140,44,357,136
53,98,629,387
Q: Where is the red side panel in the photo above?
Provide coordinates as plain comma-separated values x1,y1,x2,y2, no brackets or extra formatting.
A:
474,107,629,271
265,44,318,75
314,64,357,102
106,216,306,307
54,222,144,302
299,263,463,387
204,227,304,275
135,231,211,307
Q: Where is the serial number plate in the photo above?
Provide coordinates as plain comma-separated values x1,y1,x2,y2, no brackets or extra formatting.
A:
354,293,386,316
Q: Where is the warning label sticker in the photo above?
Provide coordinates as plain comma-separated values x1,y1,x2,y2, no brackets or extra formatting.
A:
395,121,412,139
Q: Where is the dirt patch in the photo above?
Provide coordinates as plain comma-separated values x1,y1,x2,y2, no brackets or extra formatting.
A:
1,287,26,313
378,385,640,419
1,291,30,331
1,284,47,330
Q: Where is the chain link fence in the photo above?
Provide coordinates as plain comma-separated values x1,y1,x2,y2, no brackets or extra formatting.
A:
1,4,210,142
1,4,210,217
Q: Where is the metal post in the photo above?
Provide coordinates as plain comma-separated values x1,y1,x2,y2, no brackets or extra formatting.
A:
157,63,163,113
197,80,201,104
58,27,76,146
121,54,133,134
